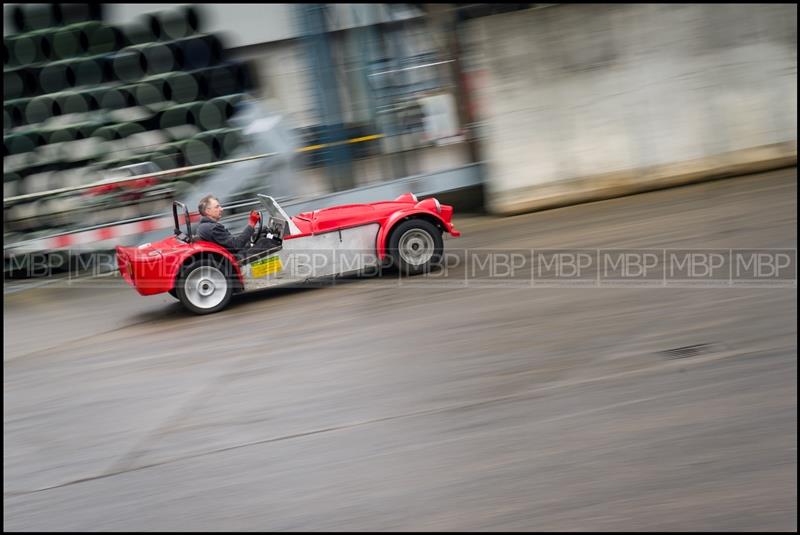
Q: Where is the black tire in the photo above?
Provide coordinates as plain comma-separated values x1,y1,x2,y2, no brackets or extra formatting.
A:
175,257,233,314
386,218,444,275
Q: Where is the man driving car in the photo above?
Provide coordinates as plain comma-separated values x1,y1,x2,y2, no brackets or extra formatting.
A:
196,194,261,254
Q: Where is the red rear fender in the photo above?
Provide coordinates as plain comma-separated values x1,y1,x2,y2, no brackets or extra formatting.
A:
117,241,244,296
171,243,245,290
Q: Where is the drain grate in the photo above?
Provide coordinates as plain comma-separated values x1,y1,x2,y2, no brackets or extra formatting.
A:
660,343,713,360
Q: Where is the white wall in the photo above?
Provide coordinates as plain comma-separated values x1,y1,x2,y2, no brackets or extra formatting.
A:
463,4,798,214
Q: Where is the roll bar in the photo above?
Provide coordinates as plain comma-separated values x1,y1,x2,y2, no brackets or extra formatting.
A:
172,201,193,242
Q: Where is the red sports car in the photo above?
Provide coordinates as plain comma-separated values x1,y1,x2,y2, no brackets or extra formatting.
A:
117,193,460,314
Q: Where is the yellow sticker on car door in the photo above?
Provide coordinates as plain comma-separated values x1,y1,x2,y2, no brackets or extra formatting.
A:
251,255,283,278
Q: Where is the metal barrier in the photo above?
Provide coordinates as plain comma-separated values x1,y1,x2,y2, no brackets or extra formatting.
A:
3,134,386,206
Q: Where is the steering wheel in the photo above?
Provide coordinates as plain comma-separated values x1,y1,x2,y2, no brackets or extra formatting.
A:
250,211,264,244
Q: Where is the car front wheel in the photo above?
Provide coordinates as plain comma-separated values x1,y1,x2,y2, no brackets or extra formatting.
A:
387,219,444,275
176,258,233,314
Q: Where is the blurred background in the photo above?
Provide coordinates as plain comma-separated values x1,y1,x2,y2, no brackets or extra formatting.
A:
4,3,489,269
3,3,796,271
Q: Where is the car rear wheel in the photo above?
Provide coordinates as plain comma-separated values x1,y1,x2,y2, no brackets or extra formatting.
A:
387,219,443,275
176,258,233,314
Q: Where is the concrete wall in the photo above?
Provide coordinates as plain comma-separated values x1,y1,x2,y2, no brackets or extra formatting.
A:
463,4,797,215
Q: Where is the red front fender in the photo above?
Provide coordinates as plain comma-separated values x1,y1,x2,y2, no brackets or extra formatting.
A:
375,208,460,260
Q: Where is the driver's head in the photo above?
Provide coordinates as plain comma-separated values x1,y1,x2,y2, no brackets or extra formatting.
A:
198,194,223,222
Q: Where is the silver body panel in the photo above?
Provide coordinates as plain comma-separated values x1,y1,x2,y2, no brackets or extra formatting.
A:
240,223,381,291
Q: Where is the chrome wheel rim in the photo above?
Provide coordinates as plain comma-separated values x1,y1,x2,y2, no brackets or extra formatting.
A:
185,265,227,309
398,228,434,266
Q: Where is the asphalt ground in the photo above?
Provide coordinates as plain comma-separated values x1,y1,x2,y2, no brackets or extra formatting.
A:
3,168,797,531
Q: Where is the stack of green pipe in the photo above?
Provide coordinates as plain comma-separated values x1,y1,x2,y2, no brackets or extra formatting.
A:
39,59,75,93
197,93,245,131
69,54,110,87
175,34,222,70
85,23,124,56
9,30,53,65
77,86,110,111
165,71,200,103
121,22,158,47
193,128,242,160
131,81,166,111
179,137,214,166
134,41,180,75
159,102,203,129
51,22,104,60
60,91,90,115
162,6,203,40
112,47,147,83
144,6,202,41
24,95,60,125
141,71,199,104
100,86,137,110
4,67,26,100
4,99,29,128
197,99,224,131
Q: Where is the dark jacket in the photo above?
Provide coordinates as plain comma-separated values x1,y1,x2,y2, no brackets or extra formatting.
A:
197,216,254,254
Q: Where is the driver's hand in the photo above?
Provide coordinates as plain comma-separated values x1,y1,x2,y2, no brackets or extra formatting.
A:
248,210,261,227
